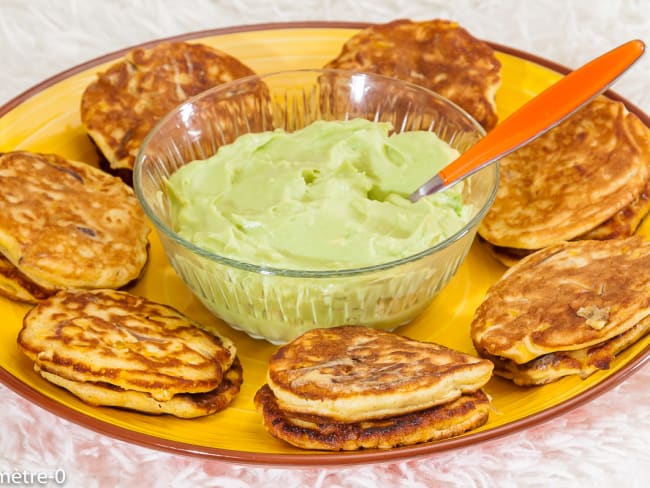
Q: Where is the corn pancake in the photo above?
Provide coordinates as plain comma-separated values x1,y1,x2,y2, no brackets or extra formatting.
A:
481,159,650,268
324,19,501,130
0,151,149,292
483,317,650,386
266,326,493,422
18,289,236,402
0,254,52,303
471,237,650,365
478,238,532,268
579,176,650,240
37,357,242,418
80,41,256,181
254,384,490,451
478,97,650,250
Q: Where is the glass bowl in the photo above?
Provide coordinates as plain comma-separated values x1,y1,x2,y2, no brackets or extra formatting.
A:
133,69,498,344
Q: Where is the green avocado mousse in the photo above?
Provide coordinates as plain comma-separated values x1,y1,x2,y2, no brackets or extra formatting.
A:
167,118,471,270
164,118,474,343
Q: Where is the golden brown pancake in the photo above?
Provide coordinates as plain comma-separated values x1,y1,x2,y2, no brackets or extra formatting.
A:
80,41,256,181
0,151,149,293
325,19,501,130
478,97,650,250
0,254,52,303
254,384,490,451
471,237,650,369
266,326,493,422
478,237,531,268
483,317,650,386
481,158,650,268
38,357,243,418
578,177,650,240
483,193,650,269
18,289,237,402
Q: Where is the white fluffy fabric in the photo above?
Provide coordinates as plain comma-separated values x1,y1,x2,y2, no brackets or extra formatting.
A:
1,1,649,486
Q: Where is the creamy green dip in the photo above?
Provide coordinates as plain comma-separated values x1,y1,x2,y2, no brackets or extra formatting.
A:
167,119,471,270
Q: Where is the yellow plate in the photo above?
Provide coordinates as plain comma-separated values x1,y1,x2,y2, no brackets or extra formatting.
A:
1,22,649,466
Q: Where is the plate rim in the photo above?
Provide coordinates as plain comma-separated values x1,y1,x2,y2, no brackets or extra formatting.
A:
1,20,649,467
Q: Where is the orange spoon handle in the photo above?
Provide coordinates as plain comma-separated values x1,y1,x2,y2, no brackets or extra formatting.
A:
410,39,645,201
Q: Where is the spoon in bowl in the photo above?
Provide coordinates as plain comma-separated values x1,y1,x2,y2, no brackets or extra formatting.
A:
409,39,646,202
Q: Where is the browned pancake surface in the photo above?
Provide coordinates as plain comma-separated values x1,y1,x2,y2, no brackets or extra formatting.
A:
0,254,52,303
478,97,650,249
485,317,650,386
481,177,650,268
254,384,490,451
80,41,256,173
18,289,236,402
267,326,493,422
39,357,243,418
325,19,501,130
471,237,650,364
579,177,650,240
0,151,149,290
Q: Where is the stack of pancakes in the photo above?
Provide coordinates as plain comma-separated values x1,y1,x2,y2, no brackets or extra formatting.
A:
255,326,493,450
0,151,150,303
478,96,650,266
80,41,257,184
18,289,242,418
325,19,502,131
470,236,650,386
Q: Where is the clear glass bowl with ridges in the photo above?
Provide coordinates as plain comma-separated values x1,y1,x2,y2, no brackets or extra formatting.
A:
133,69,498,344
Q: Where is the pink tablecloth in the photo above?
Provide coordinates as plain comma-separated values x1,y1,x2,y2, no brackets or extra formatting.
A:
1,1,649,486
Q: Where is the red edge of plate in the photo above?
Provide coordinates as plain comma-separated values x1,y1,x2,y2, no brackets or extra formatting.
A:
1,20,649,468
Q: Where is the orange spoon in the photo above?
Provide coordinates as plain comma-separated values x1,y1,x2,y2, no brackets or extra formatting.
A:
409,39,646,202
